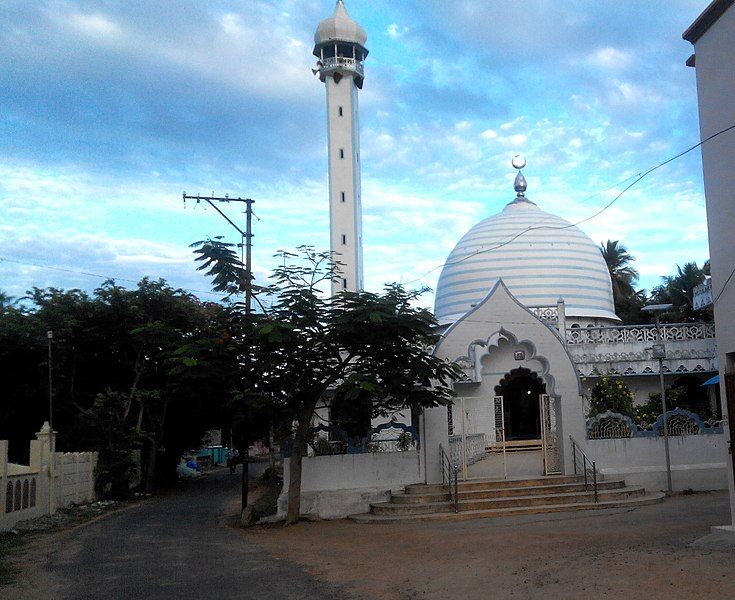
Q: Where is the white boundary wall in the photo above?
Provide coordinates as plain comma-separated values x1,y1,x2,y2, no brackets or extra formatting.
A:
1,423,98,531
586,434,727,491
278,450,424,519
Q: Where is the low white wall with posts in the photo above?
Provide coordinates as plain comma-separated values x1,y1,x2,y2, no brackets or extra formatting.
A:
1,423,98,531
277,450,424,519
586,434,728,491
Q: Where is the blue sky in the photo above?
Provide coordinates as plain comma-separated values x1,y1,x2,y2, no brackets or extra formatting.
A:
0,0,714,309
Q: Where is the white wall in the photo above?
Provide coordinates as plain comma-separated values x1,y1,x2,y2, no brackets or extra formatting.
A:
586,434,728,491
689,1,735,525
278,450,423,519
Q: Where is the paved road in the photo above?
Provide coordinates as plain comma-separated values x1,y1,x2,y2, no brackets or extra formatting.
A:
50,465,349,600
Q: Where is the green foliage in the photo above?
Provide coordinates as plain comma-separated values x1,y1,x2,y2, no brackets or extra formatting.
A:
0,278,234,489
192,242,461,524
650,261,712,323
397,431,414,451
589,376,635,417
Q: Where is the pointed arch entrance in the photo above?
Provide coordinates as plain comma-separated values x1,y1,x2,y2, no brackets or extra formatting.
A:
495,368,546,441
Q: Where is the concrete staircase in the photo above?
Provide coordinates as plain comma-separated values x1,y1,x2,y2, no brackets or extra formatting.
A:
350,475,665,523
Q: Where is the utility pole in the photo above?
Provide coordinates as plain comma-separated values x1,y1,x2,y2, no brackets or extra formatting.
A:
183,193,254,513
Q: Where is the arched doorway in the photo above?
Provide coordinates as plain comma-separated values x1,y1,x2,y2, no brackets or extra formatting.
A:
495,368,546,440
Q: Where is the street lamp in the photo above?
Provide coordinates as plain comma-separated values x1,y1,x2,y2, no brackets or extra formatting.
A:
642,303,673,493
47,330,53,431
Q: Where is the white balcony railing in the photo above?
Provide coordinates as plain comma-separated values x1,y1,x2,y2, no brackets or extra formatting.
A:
321,56,364,76
567,323,715,346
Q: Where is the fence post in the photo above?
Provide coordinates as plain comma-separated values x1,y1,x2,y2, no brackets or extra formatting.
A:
0,440,8,516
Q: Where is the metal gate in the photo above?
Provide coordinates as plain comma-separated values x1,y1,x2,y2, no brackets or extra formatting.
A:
539,394,562,475
493,395,507,479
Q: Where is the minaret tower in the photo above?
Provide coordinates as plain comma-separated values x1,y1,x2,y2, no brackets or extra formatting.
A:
313,1,368,295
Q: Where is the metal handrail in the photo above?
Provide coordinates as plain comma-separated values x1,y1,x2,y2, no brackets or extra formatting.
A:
439,444,460,513
569,436,598,503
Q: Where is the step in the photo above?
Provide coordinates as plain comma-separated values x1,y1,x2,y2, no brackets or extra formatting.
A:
370,486,645,516
391,479,626,504
350,492,665,524
406,475,585,495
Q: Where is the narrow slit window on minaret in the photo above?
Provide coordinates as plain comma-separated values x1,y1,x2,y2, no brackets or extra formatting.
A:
338,106,343,117
341,234,346,245
340,192,346,203
342,278,347,290
339,148,344,159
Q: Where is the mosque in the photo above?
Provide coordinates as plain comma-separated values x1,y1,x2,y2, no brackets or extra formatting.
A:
277,1,725,520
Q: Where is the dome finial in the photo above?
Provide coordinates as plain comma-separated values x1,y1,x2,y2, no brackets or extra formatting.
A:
512,155,527,197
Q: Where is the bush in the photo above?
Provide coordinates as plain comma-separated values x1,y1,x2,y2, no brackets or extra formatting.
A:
589,376,634,417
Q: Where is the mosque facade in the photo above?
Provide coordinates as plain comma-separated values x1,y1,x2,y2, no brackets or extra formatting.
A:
277,2,726,520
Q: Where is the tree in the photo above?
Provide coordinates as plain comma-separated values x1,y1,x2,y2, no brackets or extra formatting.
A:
193,242,460,525
650,261,712,322
0,279,233,490
600,240,646,322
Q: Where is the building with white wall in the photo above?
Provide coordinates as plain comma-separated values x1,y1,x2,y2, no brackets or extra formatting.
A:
684,0,735,529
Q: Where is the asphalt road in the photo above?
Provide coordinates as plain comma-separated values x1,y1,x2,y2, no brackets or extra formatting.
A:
49,464,349,600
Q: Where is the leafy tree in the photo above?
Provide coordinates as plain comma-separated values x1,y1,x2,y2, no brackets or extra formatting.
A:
588,376,634,417
193,242,460,525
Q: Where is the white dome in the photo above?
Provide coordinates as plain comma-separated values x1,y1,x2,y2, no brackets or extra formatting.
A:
434,196,619,324
314,1,367,48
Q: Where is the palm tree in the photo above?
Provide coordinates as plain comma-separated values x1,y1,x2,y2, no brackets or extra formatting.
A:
652,261,709,322
600,240,640,313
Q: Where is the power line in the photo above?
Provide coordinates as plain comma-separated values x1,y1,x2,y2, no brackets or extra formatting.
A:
402,122,735,286
0,256,223,299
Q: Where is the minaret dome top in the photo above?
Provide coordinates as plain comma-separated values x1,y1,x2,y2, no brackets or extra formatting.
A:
314,1,368,53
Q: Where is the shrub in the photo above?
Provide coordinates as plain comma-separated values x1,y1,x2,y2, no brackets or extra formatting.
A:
589,376,635,417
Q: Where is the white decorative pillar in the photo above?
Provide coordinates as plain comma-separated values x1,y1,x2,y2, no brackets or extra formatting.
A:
35,422,56,514
557,298,567,341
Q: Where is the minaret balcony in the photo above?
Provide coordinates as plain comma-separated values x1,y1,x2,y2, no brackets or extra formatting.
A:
321,56,364,76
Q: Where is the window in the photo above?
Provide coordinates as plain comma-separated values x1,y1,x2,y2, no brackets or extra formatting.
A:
339,148,345,159
342,278,347,290
340,191,346,203
338,106,343,117
341,234,346,245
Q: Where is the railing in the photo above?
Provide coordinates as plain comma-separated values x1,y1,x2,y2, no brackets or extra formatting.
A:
567,322,715,345
529,306,559,322
320,56,364,76
569,436,598,503
439,444,459,513
448,433,486,466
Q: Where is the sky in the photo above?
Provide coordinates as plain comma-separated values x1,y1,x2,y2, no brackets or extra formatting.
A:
0,0,718,310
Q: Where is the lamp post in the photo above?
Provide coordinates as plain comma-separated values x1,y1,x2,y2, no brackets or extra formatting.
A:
47,330,53,431
642,303,673,493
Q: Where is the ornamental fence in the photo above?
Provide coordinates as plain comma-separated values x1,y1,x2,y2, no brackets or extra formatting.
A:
568,323,715,346
586,408,723,440
284,421,420,457
1,422,98,531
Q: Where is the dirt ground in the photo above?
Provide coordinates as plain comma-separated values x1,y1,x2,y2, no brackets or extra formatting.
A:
242,491,735,600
